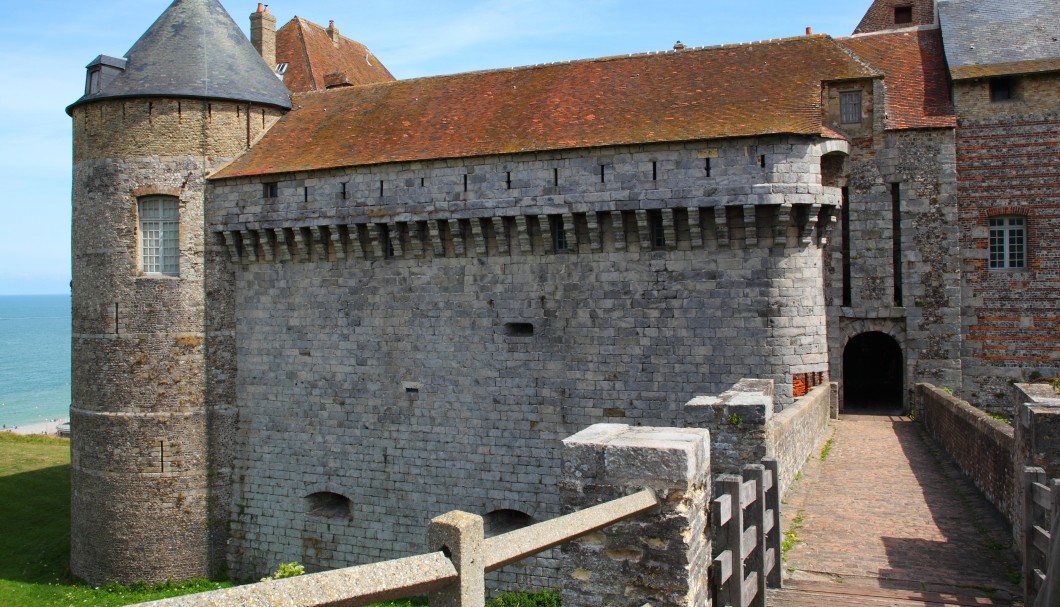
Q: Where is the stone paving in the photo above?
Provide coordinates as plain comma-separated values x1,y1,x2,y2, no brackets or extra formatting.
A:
768,409,1023,606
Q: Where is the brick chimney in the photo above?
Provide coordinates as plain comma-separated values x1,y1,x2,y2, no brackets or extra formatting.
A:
250,3,277,70
327,20,341,45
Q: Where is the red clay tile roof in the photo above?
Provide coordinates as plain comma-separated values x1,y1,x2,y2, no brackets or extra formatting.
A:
213,36,878,179
276,17,395,94
840,29,956,129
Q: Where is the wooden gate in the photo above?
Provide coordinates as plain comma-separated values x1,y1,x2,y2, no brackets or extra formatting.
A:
1024,467,1060,605
712,458,783,607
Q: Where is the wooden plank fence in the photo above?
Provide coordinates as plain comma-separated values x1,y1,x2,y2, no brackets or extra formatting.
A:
712,458,783,607
1023,467,1059,606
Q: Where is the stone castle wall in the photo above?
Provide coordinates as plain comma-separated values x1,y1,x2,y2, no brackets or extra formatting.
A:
207,136,839,583
70,98,284,585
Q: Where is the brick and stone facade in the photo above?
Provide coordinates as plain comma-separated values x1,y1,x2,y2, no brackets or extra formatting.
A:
955,72,1060,411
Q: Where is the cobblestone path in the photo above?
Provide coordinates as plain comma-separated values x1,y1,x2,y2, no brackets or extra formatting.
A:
767,410,1023,606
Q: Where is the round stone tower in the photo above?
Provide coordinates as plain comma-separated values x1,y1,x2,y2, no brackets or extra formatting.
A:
67,0,290,585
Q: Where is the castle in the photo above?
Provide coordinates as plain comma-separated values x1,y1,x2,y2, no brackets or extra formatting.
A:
67,0,1058,588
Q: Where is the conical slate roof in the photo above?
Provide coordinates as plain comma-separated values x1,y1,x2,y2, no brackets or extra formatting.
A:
68,0,291,112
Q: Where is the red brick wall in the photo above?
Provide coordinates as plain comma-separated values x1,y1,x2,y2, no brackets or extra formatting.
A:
956,76,1060,411
917,384,1015,524
854,0,935,34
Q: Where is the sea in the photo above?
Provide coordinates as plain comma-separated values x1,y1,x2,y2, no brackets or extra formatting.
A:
0,294,71,428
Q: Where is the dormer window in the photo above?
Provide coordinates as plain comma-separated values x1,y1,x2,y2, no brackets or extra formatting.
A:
989,77,1015,102
82,55,127,97
894,6,913,24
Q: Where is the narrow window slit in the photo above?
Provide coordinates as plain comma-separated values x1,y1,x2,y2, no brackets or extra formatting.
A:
304,187,309,203
652,161,658,181
760,155,767,168
705,158,712,177
380,180,384,197
553,168,559,187
507,171,512,190
600,165,606,183
464,174,468,193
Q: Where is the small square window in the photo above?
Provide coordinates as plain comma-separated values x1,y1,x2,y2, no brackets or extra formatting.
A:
894,6,913,24
989,216,1026,270
263,182,279,198
989,78,1014,102
840,91,862,124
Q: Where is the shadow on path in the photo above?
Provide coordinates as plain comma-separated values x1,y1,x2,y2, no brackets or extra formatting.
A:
769,409,1021,606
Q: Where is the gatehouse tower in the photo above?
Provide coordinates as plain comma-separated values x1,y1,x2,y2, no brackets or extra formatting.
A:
67,0,290,584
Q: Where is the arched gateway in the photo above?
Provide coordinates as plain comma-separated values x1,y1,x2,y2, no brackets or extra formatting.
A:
843,332,904,408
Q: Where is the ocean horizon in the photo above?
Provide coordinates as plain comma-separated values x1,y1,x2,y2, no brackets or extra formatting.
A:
0,294,71,428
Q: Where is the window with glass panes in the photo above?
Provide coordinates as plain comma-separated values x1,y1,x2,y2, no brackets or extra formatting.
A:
988,216,1026,269
139,197,179,275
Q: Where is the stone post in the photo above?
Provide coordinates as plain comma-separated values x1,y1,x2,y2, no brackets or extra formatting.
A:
685,379,773,473
560,424,712,607
428,511,485,607
1013,383,1060,549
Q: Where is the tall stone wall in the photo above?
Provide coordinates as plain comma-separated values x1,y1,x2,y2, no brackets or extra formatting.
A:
70,98,283,585
207,136,838,583
955,74,1060,412
825,126,960,407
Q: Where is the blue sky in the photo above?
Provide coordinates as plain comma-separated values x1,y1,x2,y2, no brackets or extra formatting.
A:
0,0,870,295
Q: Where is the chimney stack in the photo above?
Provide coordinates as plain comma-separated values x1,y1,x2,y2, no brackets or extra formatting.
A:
250,3,277,70
327,20,341,44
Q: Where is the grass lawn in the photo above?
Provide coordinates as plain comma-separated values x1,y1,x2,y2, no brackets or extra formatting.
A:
0,433,229,606
0,432,559,607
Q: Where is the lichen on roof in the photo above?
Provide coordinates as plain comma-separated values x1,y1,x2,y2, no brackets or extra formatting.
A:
212,35,878,179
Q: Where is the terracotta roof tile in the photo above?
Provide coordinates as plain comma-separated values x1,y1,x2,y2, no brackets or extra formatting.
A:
841,29,956,129
276,17,395,93
214,36,877,179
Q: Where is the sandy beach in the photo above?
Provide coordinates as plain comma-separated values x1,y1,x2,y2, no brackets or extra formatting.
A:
2,418,68,437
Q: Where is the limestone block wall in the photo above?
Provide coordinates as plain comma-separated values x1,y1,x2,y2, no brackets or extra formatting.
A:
916,383,1015,524
684,379,774,474
207,137,837,584
767,383,835,497
70,98,284,584
825,127,960,406
560,425,711,607
685,379,834,497
955,76,1060,412
1012,383,1060,547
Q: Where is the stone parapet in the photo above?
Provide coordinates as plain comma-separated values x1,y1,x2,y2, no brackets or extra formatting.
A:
685,379,773,474
560,424,711,607
917,383,1015,525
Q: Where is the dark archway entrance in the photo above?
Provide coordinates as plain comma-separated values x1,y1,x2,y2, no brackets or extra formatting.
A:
843,332,903,408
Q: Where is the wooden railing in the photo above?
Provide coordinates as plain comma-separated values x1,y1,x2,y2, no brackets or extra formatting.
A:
136,489,658,607
711,458,782,607
1023,467,1059,605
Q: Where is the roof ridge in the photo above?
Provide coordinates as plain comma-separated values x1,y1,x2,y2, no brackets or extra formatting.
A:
847,24,940,38
294,33,841,96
